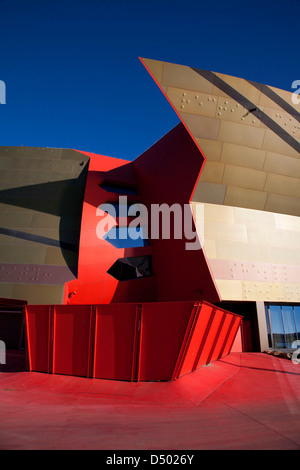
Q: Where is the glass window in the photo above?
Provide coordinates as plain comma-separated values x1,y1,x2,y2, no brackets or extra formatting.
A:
103,226,148,248
294,306,300,340
265,305,272,348
269,305,285,349
100,182,137,195
282,305,297,348
107,256,152,281
266,303,300,350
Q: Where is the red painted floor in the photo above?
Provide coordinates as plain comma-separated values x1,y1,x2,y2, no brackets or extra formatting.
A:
0,350,300,450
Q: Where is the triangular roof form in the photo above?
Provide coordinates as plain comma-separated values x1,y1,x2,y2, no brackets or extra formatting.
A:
140,58,300,216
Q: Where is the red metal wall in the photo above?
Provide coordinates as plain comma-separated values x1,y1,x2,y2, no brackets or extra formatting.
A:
133,124,220,304
63,153,137,305
93,303,138,381
64,124,220,306
25,301,242,381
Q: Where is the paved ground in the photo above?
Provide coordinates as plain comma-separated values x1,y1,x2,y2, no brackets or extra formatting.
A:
0,350,300,450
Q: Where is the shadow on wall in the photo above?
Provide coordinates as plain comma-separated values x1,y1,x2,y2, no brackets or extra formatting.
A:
0,165,89,277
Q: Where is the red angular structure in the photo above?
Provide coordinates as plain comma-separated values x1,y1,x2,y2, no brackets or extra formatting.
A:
22,122,242,381
1,56,299,449
25,301,241,381
23,123,242,381
63,123,220,305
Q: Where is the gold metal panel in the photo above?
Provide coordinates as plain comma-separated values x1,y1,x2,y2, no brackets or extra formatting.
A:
0,245,47,264
264,173,300,198
0,213,34,229
259,85,299,113
0,170,69,188
3,235,45,248
161,62,214,93
11,284,64,305
222,165,267,191
234,206,276,227
141,58,163,83
0,204,33,214
23,227,78,245
203,203,235,224
228,260,274,283
215,234,299,265
247,226,299,249
215,240,256,262
45,247,78,266
192,181,226,204
270,245,300,265
0,284,13,298
263,152,300,179
218,120,266,148
30,213,61,229
166,87,218,117
265,193,300,216
199,161,224,184
213,73,262,103
215,96,262,127
195,138,222,161
0,234,16,246
221,142,266,170
143,59,299,218
284,283,300,302
204,220,247,243
224,186,268,210
0,146,64,160
202,239,217,258
23,228,60,241
261,106,300,140
274,213,300,232
242,281,285,302
179,112,220,140
215,279,243,300
0,157,83,174
262,129,299,158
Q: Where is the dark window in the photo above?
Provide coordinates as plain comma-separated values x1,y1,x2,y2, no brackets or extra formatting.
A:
107,256,152,281
100,182,137,195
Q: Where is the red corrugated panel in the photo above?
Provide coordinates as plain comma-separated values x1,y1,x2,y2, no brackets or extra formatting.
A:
24,301,242,382
194,308,225,368
52,305,93,378
210,313,234,362
25,305,51,373
93,303,138,381
174,302,214,379
138,301,194,381
221,316,242,357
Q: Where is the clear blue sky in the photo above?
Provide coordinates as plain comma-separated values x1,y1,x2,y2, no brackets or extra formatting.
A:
0,0,299,160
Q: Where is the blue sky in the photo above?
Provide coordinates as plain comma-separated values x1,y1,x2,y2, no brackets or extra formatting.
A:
0,0,299,160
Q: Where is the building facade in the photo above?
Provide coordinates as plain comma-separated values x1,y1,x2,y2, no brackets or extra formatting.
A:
0,58,299,357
